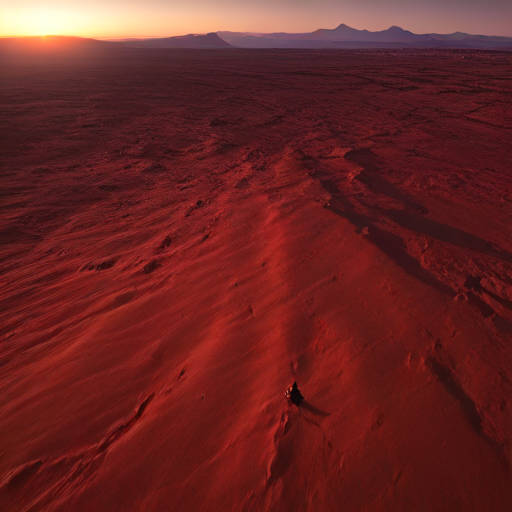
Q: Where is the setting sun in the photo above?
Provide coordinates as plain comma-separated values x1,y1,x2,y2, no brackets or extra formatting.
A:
29,10,73,36
1,8,92,36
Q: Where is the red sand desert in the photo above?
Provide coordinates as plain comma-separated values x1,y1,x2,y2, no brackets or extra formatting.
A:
1,47,512,511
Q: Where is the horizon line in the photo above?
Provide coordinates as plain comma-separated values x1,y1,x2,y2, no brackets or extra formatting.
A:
1,22,511,40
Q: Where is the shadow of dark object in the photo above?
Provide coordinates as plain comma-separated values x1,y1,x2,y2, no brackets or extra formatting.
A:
388,210,512,263
301,401,331,417
344,148,427,213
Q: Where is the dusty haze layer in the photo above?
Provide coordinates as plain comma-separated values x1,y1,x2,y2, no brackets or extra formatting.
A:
1,48,512,511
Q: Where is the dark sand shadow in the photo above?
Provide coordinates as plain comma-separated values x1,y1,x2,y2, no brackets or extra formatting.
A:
344,148,427,213
323,191,456,297
320,178,512,331
426,357,508,467
387,209,512,263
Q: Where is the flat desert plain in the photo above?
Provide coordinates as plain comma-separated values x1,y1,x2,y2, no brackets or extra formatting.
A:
1,48,512,511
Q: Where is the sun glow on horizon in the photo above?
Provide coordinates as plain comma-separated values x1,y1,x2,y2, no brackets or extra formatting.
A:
0,8,94,37
1,2,511,38
1,6,197,39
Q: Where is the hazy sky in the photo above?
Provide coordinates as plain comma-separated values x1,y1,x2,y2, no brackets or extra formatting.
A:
2,0,511,38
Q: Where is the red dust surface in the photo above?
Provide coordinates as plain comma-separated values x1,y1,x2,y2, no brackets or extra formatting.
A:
1,47,512,511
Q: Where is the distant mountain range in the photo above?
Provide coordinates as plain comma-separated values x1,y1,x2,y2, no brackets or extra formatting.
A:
1,25,512,52
115,32,231,48
217,24,512,49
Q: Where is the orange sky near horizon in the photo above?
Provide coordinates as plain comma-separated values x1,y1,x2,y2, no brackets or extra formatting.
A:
1,1,512,38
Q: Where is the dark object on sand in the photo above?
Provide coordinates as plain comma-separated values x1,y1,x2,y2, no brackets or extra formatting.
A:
285,382,304,406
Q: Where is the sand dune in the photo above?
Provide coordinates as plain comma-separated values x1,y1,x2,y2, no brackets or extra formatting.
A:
1,47,511,511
